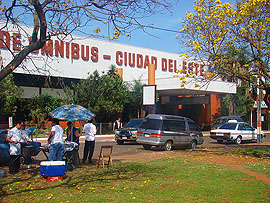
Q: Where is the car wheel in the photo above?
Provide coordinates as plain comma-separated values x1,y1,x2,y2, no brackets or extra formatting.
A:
116,140,124,145
189,140,197,149
143,144,151,150
235,136,242,144
162,141,172,151
217,140,223,144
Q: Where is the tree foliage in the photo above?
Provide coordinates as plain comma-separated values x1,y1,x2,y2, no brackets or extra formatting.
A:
72,70,130,122
179,0,270,106
0,0,176,82
28,92,66,126
123,79,145,120
0,74,22,117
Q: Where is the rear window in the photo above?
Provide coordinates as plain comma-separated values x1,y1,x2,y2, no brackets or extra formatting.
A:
219,123,237,130
139,118,162,130
125,119,142,128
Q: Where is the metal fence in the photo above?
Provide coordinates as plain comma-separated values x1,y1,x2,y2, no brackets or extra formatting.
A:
0,122,120,135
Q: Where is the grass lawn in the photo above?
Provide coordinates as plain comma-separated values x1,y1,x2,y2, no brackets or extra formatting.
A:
1,154,269,203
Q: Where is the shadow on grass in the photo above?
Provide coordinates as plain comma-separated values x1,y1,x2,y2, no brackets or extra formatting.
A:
0,161,158,200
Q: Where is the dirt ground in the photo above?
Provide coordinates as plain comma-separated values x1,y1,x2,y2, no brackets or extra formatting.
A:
112,148,270,186
2,146,270,186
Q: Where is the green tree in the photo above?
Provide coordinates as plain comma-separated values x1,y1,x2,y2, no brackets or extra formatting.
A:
220,87,254,117
0,74,22,118
0,0,176,82
28,93,66,128
122,79,145,121
73,70,130,122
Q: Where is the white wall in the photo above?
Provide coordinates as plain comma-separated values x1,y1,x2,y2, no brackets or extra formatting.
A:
0,21,236,94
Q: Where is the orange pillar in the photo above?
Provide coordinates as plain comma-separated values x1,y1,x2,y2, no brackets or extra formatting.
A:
148,64,155,114
205,104,211,123
116,68,123,79
116,68,123,119
148,64,155,85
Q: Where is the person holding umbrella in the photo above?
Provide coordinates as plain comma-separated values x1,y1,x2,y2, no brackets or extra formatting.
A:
48,118,64,161
82,119,96,164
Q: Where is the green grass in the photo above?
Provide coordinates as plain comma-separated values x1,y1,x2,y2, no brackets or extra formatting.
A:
1,157,269,202
231,147,270,158
244,162,270,178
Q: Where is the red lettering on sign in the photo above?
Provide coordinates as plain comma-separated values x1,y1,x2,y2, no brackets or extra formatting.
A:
182,61,187,74
0,31,10,49
129,53,135,67
174,60,177,72
116,51,123,65
41,40,53,56
137,54,143,68
71,43,80,59
200,64,204,76
91,47,98,62
124,52,127,66
194,63,199,75
168,59,173,72
81,45,89,60
144,55,149,68
151,56,157,69
188,62,193,73
12,33,21,51
55,40,64,57
162,58,167,71
66,42,70,58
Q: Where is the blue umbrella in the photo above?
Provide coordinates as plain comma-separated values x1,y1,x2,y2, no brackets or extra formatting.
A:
49,104,95,121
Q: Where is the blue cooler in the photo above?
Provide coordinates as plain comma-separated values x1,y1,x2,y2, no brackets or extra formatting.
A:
40,161,66,177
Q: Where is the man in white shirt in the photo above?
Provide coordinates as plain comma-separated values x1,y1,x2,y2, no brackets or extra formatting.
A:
6,121,29,173
82,119,97,164
48,118,64,161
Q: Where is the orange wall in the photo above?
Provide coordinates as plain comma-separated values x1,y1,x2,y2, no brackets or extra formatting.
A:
210,94,221,122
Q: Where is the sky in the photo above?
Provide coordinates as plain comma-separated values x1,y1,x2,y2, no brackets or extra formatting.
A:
114,0,195,54
2,0,237,55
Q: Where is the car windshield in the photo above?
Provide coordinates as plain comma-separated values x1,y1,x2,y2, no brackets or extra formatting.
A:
219,123,237,130
125,119,142,128
139,118,162,130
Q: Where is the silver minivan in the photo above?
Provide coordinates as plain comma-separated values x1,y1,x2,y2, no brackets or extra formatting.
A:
137,114,204,150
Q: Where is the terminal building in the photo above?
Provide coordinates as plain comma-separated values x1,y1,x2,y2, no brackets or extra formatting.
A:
0,22,237,126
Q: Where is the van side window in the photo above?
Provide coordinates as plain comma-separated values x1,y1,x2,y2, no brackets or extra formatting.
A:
188,121,199,131
162,120,178,131
176,121,186,131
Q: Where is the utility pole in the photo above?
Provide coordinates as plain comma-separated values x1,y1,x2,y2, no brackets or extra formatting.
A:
257,75,262,143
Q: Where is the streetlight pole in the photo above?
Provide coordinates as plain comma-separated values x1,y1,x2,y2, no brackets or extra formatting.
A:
257,76,262,143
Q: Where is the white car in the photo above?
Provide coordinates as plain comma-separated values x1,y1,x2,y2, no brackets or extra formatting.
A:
210,120,262,144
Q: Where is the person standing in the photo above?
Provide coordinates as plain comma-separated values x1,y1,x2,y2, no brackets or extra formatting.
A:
82,119,96,164
48,118,64,161
113,118,122,132
20,122,33,168
66,121,80,166
6,121,29,174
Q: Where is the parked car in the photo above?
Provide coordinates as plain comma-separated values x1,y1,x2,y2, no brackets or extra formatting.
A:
211,115,245,130
115,119,143,145
210,120,261,144
136,114,204,151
